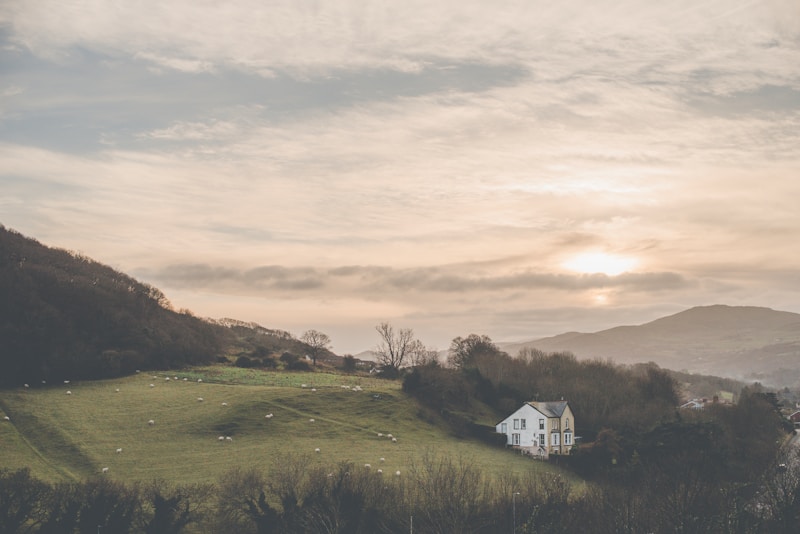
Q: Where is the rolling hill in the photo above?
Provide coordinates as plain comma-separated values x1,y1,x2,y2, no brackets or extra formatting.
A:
499,305,800,387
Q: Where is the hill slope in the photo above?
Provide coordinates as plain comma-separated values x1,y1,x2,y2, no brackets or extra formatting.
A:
0,371,563,484
0,226,230,385
500,305,800,386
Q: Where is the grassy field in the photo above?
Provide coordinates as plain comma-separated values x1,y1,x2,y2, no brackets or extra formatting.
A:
0,367,573,486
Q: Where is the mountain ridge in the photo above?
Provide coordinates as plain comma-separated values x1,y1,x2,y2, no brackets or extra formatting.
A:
498,305,800,387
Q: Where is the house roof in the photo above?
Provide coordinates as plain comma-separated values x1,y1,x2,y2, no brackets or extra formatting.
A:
528,401,569,418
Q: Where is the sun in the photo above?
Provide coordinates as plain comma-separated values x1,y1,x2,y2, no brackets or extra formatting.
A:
562,252,638,276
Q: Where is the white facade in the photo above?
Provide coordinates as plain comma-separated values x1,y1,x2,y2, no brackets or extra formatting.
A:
495,403,548,452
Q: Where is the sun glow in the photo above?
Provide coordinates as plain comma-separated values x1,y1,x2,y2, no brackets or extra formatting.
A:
563,252,638,276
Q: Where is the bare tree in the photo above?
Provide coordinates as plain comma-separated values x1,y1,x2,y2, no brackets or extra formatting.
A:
374,323,415,375
408,340,439,367
301,330,331,366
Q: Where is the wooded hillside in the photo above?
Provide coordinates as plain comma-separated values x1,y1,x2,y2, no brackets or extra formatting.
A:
0,226,229,385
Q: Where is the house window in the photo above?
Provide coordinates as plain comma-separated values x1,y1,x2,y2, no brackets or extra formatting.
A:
565,418,570,429
512,433,520,445
551,419,560,431
540,434,546,446
501,423,507,434
520,419,526,430
564,433,572,446
539,418,545,430
552,433,560,446
513,419,519,430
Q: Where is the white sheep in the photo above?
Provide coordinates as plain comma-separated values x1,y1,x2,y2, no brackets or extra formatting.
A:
377,469,383,474
64,380,70,384
265,413,273,419
149,384,155,388
311,388,317,392
387,433,393,438
377,433,383,437
136,370,140,373
115,388,120,392
309,418,315,423
221,402,228,406
116,448,122,454
225,436,233,441
364,463,371,469
148,420,155,426
165,377,170,381
395,470,401,476
66,391,72,395
174,376,178,380
315,448,321,453
197,397,204,402
197,379,202,383
183,378,188,381
301,384,307,388
102,467,109,474
379,457,385,462
218,436,225,441
24,383,29,388
3,416,9,421
392,437,397,443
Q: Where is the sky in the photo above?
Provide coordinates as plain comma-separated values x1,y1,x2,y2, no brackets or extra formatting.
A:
2,1,800,355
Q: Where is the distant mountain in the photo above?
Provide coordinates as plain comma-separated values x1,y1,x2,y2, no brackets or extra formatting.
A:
499,305,800,387
0,225,230,386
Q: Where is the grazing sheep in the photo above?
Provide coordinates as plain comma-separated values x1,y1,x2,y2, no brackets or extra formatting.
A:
197,397,204,402
149,384,155,388
64,380,70,384
102,467,109,473
221,402,228,406
183,378,188,381
136,370,140,373
115,388,120,392
24,383,29,388
265,413,273,419
301,384,307,388
218,436,225,441
165,377,170,381
395,470,401,476
377,433,383,437
174,376,178,380
311,388,317,392
148,420,155,426
315,448,320,453
225,436,233,441
364,463,371,469
66,391,72,395
392,437,397,443
153,376,158,379
377,469,383,474
309,418,315,423
197,379,202,383
3,416,9,421
116,448,122,454
379,457,385,462
387,434,393,438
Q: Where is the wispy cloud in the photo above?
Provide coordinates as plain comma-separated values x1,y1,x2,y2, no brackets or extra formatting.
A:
1,0,799,351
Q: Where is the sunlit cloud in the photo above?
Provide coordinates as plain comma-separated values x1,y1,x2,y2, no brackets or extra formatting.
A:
1,0,799,352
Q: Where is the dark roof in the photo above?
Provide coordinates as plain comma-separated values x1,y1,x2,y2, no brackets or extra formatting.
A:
528,401,569,418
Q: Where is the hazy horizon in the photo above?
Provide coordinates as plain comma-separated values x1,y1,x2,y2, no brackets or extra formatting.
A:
2,1,799,354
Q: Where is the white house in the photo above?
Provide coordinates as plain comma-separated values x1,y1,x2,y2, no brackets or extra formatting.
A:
495,400,575,457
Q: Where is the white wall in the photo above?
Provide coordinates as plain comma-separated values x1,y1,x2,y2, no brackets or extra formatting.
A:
495,404,547,448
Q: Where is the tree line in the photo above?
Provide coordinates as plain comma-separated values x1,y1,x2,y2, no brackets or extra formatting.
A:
3,445,799,534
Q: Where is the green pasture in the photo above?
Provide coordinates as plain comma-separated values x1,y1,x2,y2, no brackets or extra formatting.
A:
0,368,571,486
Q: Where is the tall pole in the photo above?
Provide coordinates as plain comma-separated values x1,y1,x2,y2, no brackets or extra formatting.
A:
513,491,520,534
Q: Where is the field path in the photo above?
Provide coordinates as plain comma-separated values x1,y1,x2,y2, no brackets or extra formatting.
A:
0,398,80,481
